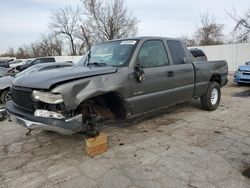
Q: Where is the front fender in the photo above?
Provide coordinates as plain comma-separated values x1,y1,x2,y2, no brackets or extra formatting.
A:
51,75,129,110
0,76,13,90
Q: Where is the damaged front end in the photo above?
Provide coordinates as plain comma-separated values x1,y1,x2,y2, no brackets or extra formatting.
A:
32,90,68,120
6,87,85,135
6,65,126,136
6,86,119,136
6,102,83,135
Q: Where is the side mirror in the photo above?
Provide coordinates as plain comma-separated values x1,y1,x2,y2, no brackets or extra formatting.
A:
135,63,145,83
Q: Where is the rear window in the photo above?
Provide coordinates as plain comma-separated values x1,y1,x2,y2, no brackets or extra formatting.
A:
167,40,186,65
41,58,55,63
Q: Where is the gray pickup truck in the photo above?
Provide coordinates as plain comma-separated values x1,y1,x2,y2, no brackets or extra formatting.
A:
6,37,228,136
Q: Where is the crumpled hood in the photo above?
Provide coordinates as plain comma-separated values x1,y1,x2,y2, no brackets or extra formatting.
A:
238,65,250,71
12,65,118,89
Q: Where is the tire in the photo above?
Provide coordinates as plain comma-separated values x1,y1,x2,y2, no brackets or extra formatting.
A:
0,111,6,121
200,81,221,111
1,89,11,104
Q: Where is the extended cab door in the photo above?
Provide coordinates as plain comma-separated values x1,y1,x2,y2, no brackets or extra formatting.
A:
131,39,195,115
164,40,195,102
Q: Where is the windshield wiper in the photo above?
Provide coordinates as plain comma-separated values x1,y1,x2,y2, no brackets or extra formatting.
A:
87,62,107,67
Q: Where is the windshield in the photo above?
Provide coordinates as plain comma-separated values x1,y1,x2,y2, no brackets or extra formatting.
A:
27,59,36,65
77,40,138,67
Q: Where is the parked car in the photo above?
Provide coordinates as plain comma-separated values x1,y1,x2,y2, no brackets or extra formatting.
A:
0,62,73,104
0,67,18,77
245,61,250,65
0,59,14,68
8,59,22,66
189,48,208,62
9,59,30,68
6,37,228,136
15,57,56,71
234,64,250,84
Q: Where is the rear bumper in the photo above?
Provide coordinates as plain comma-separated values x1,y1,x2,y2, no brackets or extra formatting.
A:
5,101,82,135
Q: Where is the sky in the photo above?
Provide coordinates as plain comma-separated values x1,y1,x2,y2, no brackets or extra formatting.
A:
0,0,249,54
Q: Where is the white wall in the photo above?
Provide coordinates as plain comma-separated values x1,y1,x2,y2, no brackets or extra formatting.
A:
189,43,250,72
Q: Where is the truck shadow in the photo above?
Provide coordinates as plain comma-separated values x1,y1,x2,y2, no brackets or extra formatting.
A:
231,90,250,98
101,99,202,129
39,99,202,137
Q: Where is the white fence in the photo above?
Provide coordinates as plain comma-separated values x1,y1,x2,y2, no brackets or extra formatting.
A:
3,42,250,72
190,43,250,72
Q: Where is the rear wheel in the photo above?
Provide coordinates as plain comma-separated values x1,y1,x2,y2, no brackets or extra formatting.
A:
1,89,11,104
200,81,221,111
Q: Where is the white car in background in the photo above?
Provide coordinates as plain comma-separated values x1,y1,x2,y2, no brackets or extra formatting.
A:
9,59,32,68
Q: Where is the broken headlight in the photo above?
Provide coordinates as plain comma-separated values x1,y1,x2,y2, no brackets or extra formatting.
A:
34,109,65,119
32,90,63,104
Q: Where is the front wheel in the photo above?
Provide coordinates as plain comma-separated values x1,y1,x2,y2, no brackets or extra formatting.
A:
1,89,11,104
200,81,221,111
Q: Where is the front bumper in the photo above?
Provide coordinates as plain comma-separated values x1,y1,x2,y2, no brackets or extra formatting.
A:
5,101,82,135
234,74,250,84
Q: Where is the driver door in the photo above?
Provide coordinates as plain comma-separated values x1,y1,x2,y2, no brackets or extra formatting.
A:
131,40,173,114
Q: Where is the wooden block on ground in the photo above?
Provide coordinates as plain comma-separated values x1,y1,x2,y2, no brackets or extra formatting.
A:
85,133,108,157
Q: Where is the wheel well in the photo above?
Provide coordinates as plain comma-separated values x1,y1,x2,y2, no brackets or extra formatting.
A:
76,92,126,120
209,74,221,85
1,87,10,93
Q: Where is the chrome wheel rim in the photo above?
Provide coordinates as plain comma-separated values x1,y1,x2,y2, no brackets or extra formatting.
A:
211,88,218,105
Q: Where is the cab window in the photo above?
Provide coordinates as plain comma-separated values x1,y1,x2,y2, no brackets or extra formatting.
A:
138,40,169,68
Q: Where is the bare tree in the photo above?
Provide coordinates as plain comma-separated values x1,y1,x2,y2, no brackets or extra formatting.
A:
0,47,15,57
1,34,64,59
28,34,64,58
49,6,81,55
179,35,197,47
38,34,63,56
228,8,250,42
81,0,138,42
75,24,93,54
30,43,41,57
7,47,15,57
16,45,31,59
195,13,224,46
1,1,139,57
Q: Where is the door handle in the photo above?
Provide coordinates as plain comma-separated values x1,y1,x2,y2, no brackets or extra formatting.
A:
167,71,174,77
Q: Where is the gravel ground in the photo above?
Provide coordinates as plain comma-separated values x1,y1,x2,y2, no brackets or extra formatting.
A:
0,76,249,188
